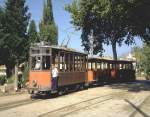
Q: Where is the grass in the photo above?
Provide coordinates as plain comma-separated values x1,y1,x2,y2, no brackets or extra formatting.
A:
7,75,15,84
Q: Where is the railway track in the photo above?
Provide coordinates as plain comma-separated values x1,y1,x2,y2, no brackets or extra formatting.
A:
39,91,123,117
129,95,150,117
0,98,41,111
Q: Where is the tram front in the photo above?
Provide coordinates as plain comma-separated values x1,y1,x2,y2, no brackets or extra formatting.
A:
28,45,52,94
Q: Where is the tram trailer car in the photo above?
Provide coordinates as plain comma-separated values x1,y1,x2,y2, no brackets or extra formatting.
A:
87,57,136,85
28,45,88,95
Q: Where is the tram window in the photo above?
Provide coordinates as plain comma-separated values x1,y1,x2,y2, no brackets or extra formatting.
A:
59,54,64,72
123,64,126,69
70,54,74,71
42,56,50,70
112,64,116,69
31,49,40,54
88,63,92,70
97,63,100,69
128,64,132,69
74,55,79,71
31,56,41,70
119,64,122,69
116,64,119,69
65,53,69,71
101,63,104,69
92,62,96,70
125,64,128,69
78,56,80,71
102,63,107,69
110,64,112,69
78,56,81,71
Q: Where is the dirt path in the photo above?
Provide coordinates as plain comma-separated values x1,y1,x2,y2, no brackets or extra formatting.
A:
0,81,149,117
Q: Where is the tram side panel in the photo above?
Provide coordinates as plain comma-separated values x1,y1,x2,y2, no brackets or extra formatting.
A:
29,71,51,93
58,71,87,89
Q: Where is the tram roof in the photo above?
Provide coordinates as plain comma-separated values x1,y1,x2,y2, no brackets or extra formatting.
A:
30,44,87,55
88,57,134,63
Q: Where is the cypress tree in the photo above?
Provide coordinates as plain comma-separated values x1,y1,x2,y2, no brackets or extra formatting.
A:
28,20,39,44
39,0,58,45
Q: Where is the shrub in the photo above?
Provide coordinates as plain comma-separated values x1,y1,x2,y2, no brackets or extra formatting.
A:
0,75,6,85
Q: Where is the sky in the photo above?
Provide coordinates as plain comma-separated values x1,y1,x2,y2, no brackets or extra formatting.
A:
0,0,142,57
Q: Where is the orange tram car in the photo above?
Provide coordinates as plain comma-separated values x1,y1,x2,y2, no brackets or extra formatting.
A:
28,44,135,95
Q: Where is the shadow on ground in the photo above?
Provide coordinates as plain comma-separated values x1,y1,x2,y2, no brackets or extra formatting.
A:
107,80,150,92
30,88,87,99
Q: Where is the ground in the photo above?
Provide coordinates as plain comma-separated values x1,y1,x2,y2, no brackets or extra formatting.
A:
0,80,150,117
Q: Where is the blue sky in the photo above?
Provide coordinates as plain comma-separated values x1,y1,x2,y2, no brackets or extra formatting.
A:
0,0,142,57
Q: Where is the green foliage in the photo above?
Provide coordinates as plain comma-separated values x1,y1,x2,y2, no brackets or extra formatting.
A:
66,0,150,60
132,44,150,79
39,0,58,45
28,20,39,44
0,75,6,85
7,75,15,84
141,44,150,79
132,46,143,74
21,62,29,87
0,0,30,77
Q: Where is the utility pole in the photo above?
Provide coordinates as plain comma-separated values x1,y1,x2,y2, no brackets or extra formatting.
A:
14,61,18,91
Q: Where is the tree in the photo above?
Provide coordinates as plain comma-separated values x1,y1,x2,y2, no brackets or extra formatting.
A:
28,20,39,44
39,0,58,45
132,44,150,79
126,0,150,44
66,0,150,60
141,44,150,79
131,46,143,74
0,0,30,78
0,7,5,65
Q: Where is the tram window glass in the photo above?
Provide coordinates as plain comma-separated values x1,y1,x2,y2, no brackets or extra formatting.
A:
123,64,126,69
101,62,104,69
88,62,92,70
42,56,50,70
74,55,80,71
59,53,65,71
70,54,73,71
31,49,40,54
97,63,100,69
125,64,128,69
128,64,132,69
65,53,70,71
80,56,84,71
74,55,77,71
119,64,122,69
69,54,73,71
46,49,50,54
110,64,112,69
103,63,107,69
112,64,116,69
116,64,119,69
31,56,41,70
77,56,80,71
80,56,83,71
92,62,96,70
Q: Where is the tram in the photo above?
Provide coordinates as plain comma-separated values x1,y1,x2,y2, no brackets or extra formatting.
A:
28,43,135,95
28,43,88,94
87,57,135,85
